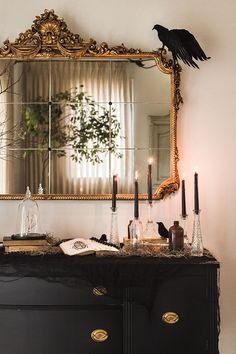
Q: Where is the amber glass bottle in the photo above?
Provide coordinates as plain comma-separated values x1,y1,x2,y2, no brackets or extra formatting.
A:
168,221,184,251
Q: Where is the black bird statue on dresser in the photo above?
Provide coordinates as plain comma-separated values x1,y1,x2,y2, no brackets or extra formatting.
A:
157,222,169,239
152,24,210,68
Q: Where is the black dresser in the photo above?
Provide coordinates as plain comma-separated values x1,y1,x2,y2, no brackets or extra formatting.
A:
0,253,219,354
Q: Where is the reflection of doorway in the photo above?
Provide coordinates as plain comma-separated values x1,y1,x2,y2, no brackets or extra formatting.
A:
149,115,170,189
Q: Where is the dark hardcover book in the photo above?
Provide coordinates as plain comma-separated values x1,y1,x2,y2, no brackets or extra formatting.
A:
10,233,47,240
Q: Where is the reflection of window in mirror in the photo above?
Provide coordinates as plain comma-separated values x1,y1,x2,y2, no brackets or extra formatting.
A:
149,115,170,190
133,66,170,194
50,61,134,194
1,59,171,195
4,60,135,194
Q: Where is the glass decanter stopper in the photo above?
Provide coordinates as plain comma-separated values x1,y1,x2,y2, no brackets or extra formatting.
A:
38,183,44,195
191,210,203,256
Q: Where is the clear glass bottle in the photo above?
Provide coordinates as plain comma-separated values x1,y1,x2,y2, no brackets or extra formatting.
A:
169,221,184,251
15,186,43,238
180,214,189,245
143,203,159,239
129,218,143,250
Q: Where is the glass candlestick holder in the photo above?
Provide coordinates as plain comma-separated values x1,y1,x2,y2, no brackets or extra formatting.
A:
180,214,189,245
191,210,203,256
109,207,120,248
129,218,143,250
143,202,158,239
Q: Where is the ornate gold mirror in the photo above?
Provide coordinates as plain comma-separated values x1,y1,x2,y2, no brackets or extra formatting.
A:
0,9,182,200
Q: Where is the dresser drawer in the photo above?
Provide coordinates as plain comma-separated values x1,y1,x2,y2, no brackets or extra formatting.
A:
131,274,210,354
0,277,123,305
0,307,123,354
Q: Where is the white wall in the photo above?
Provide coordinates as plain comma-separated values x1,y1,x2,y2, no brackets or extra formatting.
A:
0,0,235,352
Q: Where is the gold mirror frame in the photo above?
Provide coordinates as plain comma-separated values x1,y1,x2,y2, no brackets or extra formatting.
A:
0,9,182,201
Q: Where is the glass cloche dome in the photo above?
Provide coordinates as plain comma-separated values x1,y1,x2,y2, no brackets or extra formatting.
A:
14,186,44,239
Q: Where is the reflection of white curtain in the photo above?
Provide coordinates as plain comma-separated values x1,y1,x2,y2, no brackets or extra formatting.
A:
0,61,18,194
22,62,50,193
51,61,133,194
0,64,7,192
24,61,133,194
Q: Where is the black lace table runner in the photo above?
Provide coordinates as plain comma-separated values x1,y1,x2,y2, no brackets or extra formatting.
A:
0,252,219,288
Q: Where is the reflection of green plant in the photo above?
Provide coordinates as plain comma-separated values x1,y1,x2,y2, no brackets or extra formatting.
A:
24,86,122,164
24,99,67,154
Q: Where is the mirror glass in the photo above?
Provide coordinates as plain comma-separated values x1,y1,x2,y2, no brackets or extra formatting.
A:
0,58,170,195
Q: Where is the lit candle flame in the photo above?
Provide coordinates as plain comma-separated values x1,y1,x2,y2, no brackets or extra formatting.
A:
148,157,153,164
182,173,185,179
135,171,138,180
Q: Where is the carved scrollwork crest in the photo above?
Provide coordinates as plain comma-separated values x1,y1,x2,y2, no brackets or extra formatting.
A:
0,9,142,58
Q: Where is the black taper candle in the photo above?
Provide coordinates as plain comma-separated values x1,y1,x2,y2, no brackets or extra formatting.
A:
134,173,139,218
112,175,117,212
148,161,152,203
194,172,199,214
181,179,187,216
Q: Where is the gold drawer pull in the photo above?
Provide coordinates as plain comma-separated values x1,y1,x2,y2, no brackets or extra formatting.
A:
91,329,109,342
162,312,179,324
92,286,107,296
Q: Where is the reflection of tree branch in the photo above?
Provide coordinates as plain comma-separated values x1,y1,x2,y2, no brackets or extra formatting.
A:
0,61,25,160
0,122,23,146
0,61,23,96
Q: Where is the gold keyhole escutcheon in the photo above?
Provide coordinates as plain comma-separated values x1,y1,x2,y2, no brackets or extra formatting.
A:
91,329,109,342
92,286,107,296
162,312,179,324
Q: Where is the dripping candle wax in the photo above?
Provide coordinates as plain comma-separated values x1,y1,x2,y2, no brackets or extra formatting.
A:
181,173,187,217
112,174,117,211
148,158,153,204
134,171,139,218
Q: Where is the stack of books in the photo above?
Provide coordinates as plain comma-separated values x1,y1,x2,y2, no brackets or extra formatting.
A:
3,237,50,253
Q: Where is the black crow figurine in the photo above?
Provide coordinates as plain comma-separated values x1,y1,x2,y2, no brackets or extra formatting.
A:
152,24,210,68
157,222,169,239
